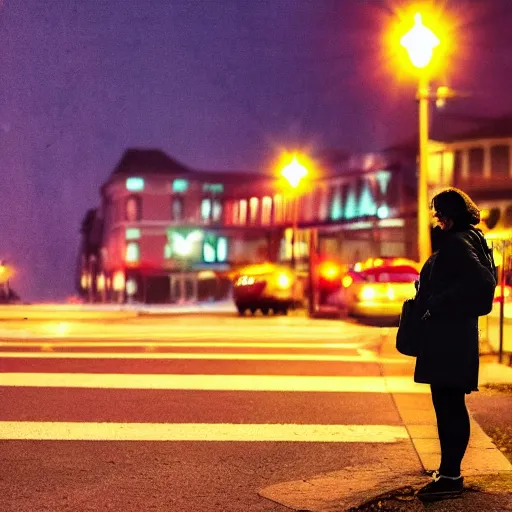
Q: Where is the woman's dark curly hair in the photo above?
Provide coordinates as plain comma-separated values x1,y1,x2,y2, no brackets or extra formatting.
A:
431,188,480,227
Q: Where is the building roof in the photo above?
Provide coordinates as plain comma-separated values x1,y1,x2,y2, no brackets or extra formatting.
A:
441,116,512,142
111,149,191,176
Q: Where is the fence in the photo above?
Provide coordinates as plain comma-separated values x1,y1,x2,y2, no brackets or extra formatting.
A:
480,237,512,364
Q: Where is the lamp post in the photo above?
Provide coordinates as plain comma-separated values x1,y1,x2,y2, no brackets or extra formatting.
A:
281,155,308,269
400,13,440,265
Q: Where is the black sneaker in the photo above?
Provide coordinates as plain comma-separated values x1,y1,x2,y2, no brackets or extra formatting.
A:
416,474,464,502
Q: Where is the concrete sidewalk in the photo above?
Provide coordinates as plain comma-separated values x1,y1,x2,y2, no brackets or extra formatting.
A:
259,334,512,511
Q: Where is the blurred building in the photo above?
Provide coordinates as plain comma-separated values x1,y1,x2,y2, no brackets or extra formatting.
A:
77,117,512,304
427,116,512,240
77,148,417,303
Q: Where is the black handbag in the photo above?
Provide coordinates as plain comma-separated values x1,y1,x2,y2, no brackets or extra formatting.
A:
396,298,420,357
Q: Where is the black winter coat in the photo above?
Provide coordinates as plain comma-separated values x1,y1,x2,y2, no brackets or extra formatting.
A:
413,227,497,392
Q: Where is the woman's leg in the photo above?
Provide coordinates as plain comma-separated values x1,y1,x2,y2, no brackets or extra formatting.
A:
430,385,470,477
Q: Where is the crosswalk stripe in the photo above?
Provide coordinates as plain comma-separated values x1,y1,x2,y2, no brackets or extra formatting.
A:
0,340,366,349
0,373,427,393
0,422,409,442
0,351,408,363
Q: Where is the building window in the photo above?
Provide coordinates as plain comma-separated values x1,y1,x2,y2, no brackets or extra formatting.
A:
125,227,141,240
212,200,222,222
453,150,462,183
330,186,343,221
171,197,183,221
125,242,140,263
172,179,189,193
239,199,248,224
358,181,377,217
491,145,510,177
319,188,329,221
203,239,216,263
223,200,233,225
273,194,283,223
126,177,144,192
344,185,358,219
261,196,272,225
232,201,239,225
203,236,229,263
217,237,228,262
125,195,142,222
201,198,212,221
468,147,484,176
203,183,224,194
249,197,259,224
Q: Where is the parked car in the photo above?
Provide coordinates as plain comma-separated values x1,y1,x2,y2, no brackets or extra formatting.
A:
232,263,304,316
339,264,419,319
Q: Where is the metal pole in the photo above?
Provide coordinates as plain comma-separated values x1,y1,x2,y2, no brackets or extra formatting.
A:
498,240,506,363
291,194,299,269
307,227,318,318
417,75,431,265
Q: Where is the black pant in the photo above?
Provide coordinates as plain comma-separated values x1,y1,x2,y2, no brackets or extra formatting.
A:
430,385,471,477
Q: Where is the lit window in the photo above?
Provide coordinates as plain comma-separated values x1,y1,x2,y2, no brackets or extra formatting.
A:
125,242,140,263
359,182,377,216
172,179,189,193
273,194,283,223
239,199,248,224
217,237,228,262
232,201,239,225
249,197,259,224
344,187,358,219
125,227,141,240
125,196,142,222
171,197,183,221
262,196,272,225
330,187,343,221
203,241,216,263
203,183,224,194
212,200,222,222
319,188,329,221
201,198,212,220
164,243,172,259
126,177,144,192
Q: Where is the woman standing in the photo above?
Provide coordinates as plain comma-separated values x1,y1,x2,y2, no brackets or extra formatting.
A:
413,188,497,502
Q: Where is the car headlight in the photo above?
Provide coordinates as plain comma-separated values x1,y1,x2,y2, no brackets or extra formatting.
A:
360,286,376,301
276,273,291,289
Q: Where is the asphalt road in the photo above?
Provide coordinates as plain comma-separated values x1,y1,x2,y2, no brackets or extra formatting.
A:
0,314,443,511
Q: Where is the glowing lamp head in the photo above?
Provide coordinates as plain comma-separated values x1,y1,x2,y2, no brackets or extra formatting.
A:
400,13,440,69
281,156,308,189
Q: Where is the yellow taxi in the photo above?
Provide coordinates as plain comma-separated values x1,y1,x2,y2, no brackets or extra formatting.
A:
340,259,419,319
232,262,304,316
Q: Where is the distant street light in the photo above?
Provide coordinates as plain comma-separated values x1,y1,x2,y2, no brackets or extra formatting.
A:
281,155,308,268
400,13,440,264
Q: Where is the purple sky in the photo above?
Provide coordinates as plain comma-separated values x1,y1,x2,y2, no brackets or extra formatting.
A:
1,0,512,301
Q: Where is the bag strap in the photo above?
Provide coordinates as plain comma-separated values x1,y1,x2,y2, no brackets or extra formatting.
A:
466,228,498,282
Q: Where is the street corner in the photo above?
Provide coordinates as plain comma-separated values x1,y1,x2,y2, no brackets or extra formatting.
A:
346,472,512,512
258,463,426,512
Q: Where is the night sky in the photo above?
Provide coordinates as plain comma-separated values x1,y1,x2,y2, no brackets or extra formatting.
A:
1,0,511,301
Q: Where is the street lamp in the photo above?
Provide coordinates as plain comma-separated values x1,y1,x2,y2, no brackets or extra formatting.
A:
281,155,308,268
401,13,440,265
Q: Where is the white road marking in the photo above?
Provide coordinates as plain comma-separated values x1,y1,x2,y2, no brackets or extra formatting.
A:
0,340,365,349
0,351,409,364
0,373,427,393
0,421,409,442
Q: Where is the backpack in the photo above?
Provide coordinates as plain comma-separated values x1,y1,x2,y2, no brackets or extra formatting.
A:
466,227,498,284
